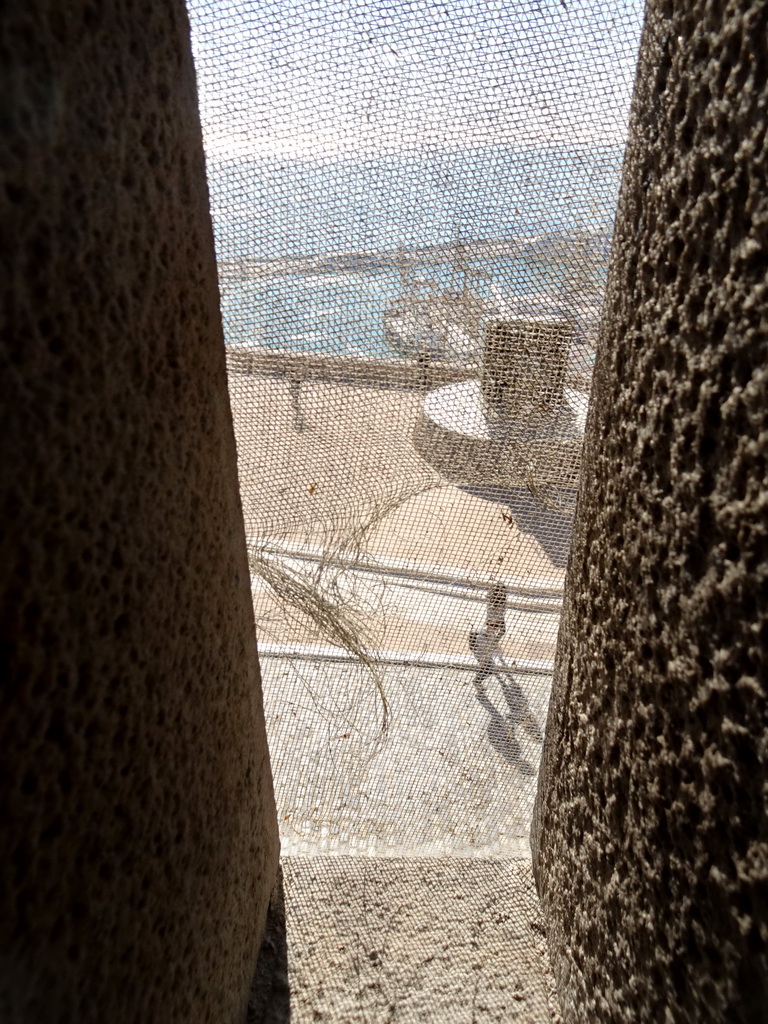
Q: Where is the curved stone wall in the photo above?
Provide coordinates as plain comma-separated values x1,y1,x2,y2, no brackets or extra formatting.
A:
0,2,278,1020
533,1,768,1020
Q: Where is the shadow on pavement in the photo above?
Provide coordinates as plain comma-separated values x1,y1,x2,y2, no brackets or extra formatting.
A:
463,484,576,568
248,866,291,1022
473,663,543,776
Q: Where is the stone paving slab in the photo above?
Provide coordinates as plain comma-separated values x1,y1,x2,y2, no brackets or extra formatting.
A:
261,657,551,859
228,377,568,589
249,857,562,1024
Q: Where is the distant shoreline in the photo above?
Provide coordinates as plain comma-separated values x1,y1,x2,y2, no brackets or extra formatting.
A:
216,229,612,281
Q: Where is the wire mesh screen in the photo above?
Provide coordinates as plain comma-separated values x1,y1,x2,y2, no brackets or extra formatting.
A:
187,5,642,1010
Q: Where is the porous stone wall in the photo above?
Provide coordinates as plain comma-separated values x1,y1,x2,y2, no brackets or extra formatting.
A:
0,1,279,1021
533,1,768,1020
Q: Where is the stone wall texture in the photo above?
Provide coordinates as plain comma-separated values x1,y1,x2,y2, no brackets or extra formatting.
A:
0,1,279,1021
533,1,768,1021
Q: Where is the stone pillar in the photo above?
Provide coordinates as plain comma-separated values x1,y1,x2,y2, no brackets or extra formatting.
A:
0,2,279,1021
533,1,768,1021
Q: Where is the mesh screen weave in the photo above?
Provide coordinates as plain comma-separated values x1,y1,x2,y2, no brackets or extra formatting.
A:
187,0,643,861
187,0,643,1014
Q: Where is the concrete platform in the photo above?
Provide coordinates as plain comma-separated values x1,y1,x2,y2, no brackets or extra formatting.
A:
413,379,588,493
260,656,551,859
249,857,562,1024
227,376,568,589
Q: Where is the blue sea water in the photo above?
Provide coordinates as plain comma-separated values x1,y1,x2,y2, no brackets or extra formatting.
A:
206,145,624,357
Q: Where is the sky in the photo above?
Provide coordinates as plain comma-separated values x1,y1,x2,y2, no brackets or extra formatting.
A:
187,0,646,161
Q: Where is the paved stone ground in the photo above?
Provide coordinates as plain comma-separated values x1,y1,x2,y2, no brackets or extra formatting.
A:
236,378,564,1020
249,857,562,1024
251,555,561,662
228,377,567,591
261,657,551,859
